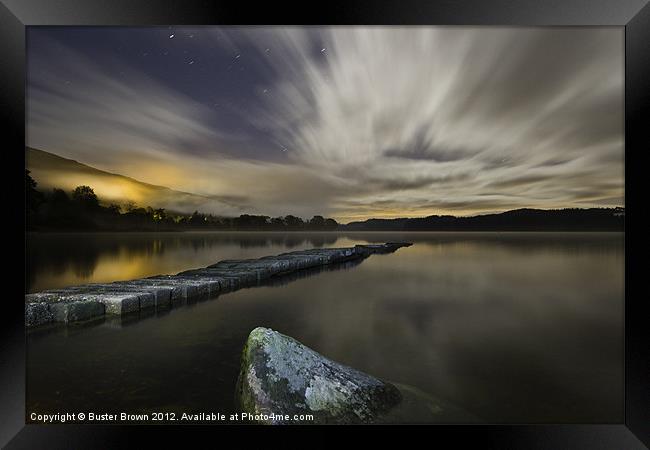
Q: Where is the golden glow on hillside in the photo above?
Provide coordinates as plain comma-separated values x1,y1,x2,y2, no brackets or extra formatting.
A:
33,169,150,205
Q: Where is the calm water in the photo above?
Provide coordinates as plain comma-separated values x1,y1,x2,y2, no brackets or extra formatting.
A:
26,232,624,423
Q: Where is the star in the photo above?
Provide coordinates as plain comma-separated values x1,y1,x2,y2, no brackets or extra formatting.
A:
320,48,326,53
169,34,174,39
188,60,195,65
235,54,241,59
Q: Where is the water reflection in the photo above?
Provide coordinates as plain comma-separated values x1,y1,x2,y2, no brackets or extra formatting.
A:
26,232,623,423
26,231,622,293
26,232,340,292
26,256,367,337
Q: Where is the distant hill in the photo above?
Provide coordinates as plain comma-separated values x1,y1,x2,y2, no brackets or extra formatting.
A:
343,208,625,231
26,147,239,215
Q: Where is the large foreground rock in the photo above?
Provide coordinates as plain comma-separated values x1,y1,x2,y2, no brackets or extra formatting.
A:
235,327,402,424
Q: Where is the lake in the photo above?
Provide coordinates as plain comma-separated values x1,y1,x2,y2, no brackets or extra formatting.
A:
26,231,624,423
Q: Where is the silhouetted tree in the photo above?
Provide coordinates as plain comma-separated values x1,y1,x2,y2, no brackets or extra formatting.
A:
235,214,270,229
48,188,68,204
124,201,137,212
284,215,304,229
324,218,338,230
270,217,285,229
26,170,44,229
106,204,122,215
26,170,44,209
308,215,325,229
72,185,99,209
153,208,166,222
189,210,206,227
25,170,44,212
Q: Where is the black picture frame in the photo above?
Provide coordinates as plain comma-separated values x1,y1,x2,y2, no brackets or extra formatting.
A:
1,0,648,447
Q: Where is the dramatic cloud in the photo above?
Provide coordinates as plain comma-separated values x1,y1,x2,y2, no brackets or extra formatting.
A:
27,27,624,222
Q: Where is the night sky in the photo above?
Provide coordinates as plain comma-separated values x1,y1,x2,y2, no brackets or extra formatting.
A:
27,27,624,222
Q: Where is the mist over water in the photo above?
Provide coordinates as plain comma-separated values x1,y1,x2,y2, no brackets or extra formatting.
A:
27,231,623,423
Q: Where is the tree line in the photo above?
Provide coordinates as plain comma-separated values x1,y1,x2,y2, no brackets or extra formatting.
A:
26,171,339,231
343,207,624,231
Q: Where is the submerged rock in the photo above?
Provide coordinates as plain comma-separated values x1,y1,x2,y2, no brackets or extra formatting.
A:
235,327,402,424
375,383,480,424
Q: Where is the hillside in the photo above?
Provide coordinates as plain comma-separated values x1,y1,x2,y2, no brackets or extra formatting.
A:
343,207,625,231
26,147,235,215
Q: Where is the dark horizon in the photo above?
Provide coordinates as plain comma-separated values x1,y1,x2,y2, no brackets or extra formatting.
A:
27,169,624,232
26,146,625,229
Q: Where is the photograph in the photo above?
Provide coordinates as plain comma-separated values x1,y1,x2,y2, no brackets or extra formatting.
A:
22,25,627,426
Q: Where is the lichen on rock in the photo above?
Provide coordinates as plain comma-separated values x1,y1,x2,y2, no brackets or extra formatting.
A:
235,327,402,424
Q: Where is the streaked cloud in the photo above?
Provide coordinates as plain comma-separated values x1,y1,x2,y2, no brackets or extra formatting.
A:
27,27,624,222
